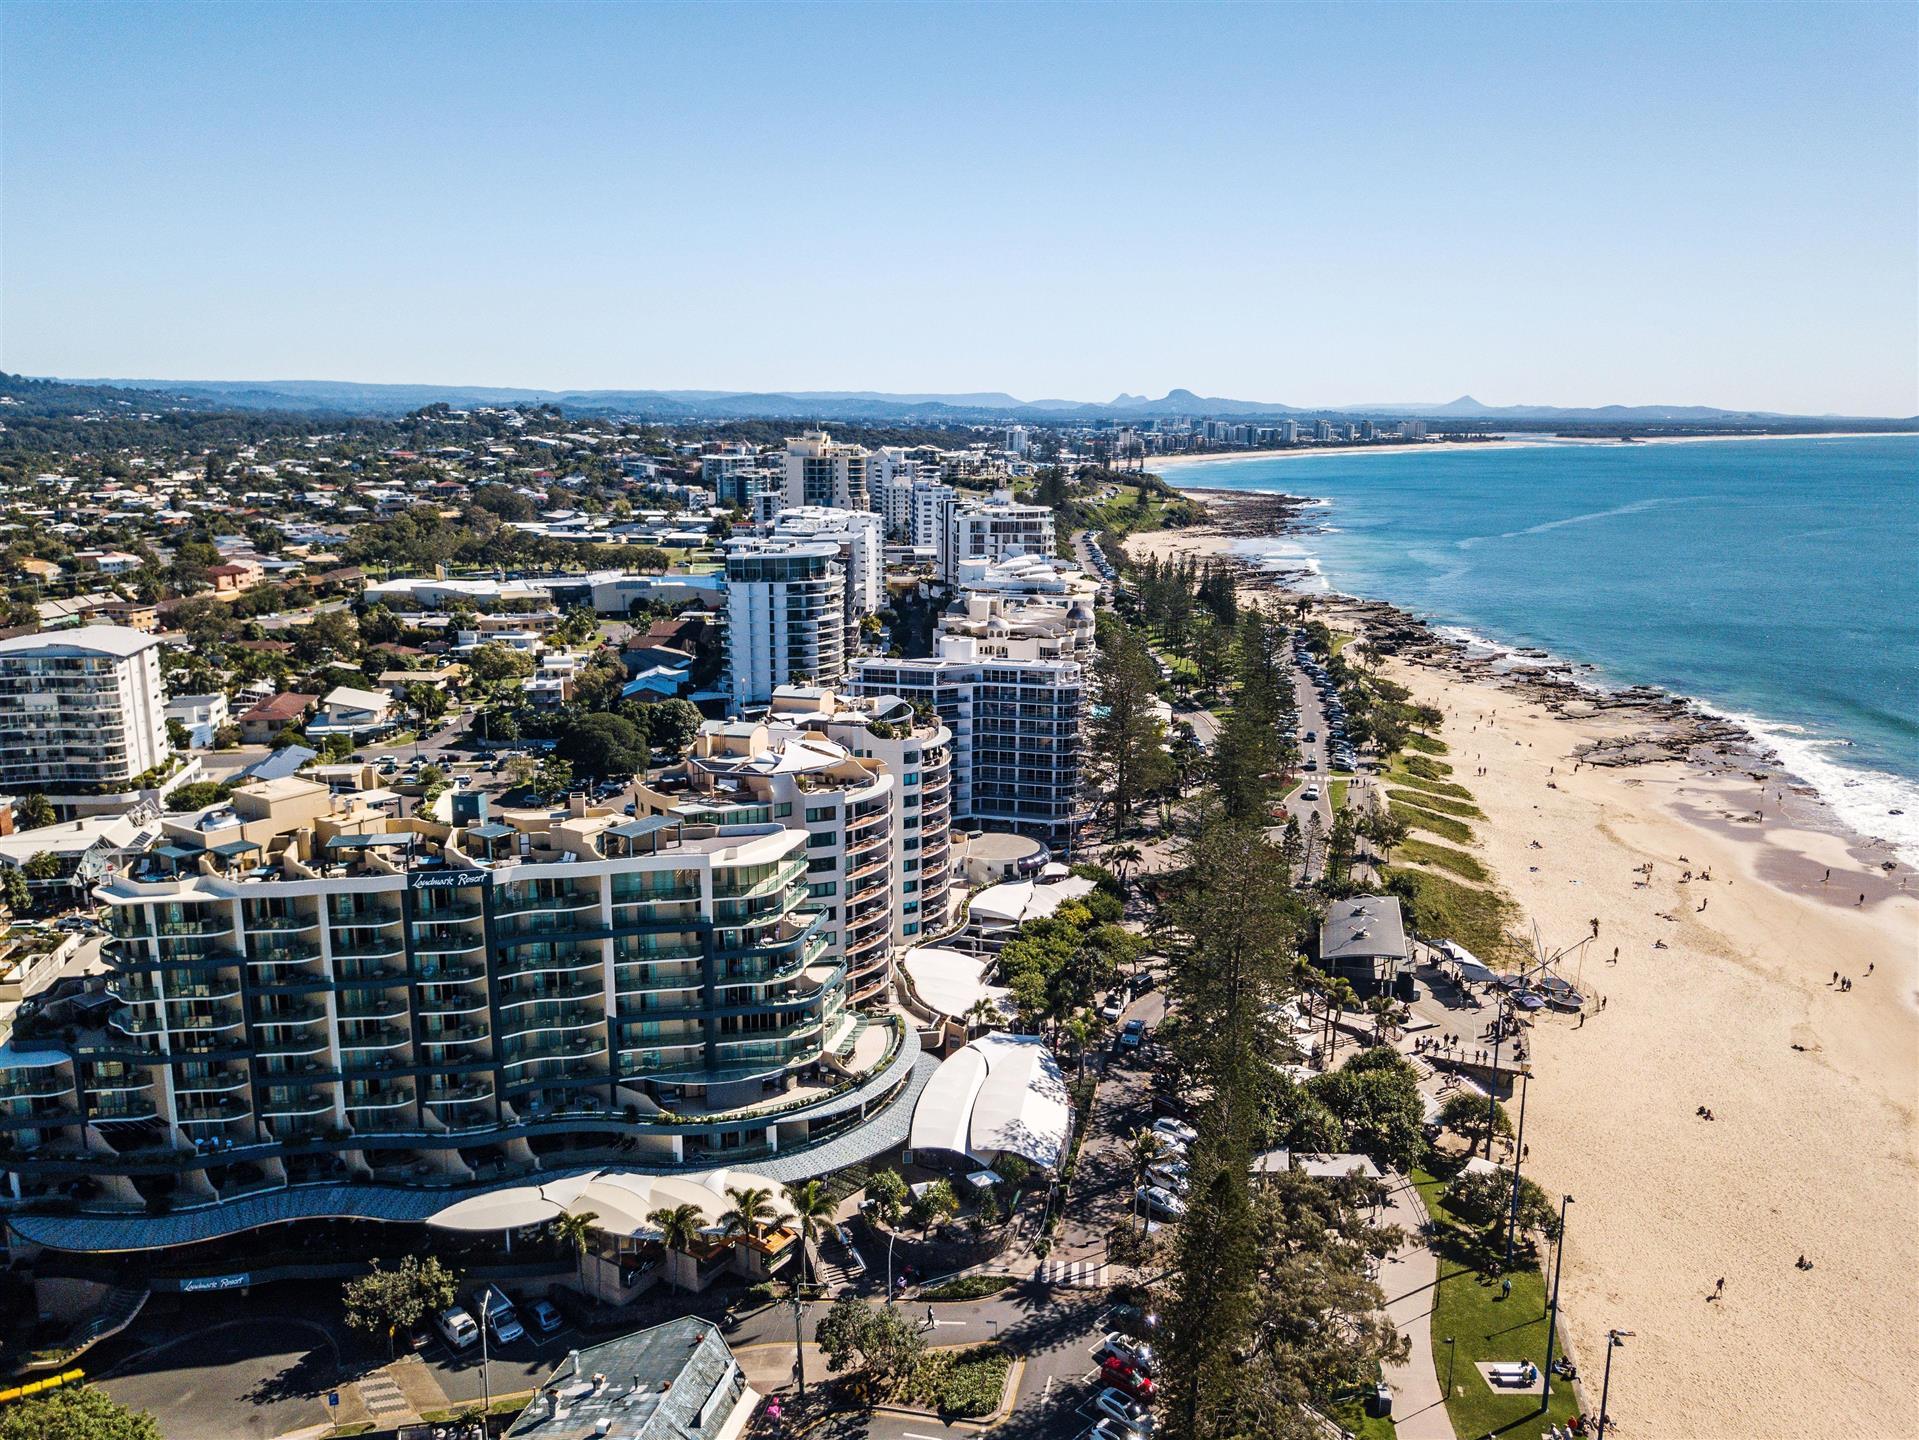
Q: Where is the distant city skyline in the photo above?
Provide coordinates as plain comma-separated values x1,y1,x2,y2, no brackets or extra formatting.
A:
3,1,1914,415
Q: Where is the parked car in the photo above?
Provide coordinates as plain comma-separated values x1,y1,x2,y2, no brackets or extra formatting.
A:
1086,1419,1145,1440
1300,785,1321,802
1095,1385,1156,1432
1145,1166,1189,1196
435,1306,480,1350
1151,1117,1198,1146
1100,1355,1158,1400
527,1298,564,1335
1118,1019,1146,1050
1098,1332,1158,1376
471,1286,525,1344
1099,994,1125,1023
1136,1185,1187,1221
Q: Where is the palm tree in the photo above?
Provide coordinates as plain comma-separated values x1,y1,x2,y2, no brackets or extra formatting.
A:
1127,1127,1167,1234
1323,977,1359,1065
719,1184,778,1244
965,997,996,1037
782,1179,835,1290
647,1202,705,1256
1064,1010,1097,1078
550,1210,599,1294
1107,842,1142,891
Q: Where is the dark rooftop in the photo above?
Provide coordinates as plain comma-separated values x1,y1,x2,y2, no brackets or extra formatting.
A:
504,1316,748,1440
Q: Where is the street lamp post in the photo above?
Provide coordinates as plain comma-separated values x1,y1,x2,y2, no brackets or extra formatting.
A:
1596,1329,1633,1438
1542,1194,1573,1409
1443,1335,1456,1398
1504,1069,1531,1268
1483,1004,1505,1158
789,1286,807,1399
480,1309,492,1418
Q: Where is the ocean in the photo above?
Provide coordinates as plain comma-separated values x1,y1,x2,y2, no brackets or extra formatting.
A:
1164,435,1919,862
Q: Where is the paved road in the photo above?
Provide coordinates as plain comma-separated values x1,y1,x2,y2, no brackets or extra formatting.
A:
98,1312,345,1440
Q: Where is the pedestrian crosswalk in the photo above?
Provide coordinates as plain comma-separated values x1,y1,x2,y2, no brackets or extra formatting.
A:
1036,1258,1107,1288
358,1369,409,1419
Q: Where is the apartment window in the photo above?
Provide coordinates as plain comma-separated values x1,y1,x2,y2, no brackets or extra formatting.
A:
805,806,835,823
807,881,837,898
903,816,919,829
903,922,920,936
904,772,920,786
903,901,919,914
904,837,919,851
808,831,834,848
775,802,793,818
903,879,918,893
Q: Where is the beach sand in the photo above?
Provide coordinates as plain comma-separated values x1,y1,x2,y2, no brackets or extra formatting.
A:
1119,516,1919,1439
1387,658,1919,1440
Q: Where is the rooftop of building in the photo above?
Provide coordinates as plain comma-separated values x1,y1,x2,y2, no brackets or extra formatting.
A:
0,623,161,659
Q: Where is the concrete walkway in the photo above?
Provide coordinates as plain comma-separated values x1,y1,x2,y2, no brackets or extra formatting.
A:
1379,1170,1458,1440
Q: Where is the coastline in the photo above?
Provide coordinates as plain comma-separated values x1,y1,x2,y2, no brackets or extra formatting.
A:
1148,430,1919,470
1118,501,1919,1440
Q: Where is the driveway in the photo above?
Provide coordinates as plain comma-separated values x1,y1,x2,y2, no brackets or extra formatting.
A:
96,1313,348,1440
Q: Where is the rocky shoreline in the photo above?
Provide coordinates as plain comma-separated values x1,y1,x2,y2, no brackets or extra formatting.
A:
1183,488,1831,801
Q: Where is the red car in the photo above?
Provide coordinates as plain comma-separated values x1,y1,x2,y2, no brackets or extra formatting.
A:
1101,1355,1156,1400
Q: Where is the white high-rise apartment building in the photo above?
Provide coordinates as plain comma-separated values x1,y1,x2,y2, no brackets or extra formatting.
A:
848,640,1088,844
767,506,885,617
723,541,848,707
782,431,870,511
943,491,1056,584
0,625,170,792
909,480,958,554
0,783,927,1254
1005,425,1031,456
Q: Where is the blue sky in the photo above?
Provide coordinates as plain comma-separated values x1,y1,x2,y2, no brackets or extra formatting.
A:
3,1,1914,414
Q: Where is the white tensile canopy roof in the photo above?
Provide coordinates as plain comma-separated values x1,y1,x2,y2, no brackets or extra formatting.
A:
425,1166,797,1238
910,1031,1070,1172
903,945,1011,1021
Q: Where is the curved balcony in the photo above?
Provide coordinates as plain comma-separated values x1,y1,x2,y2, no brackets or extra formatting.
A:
245,913,320,933
251,964,329,993
499,1006,601,1040
155,917,235,938
108,1007,163,1037
249,942,321,966
337,1022,409,1050
710,858,807,902
498,980,600,1008
337,995,405,1021
0,1073,73,1101
259,1092,336,1118
343,1086,415,1111
88,1097,159,1121
411,935,486,957
615,969,703,998
493,889,598,916
415,960,485,983
169,1008,247,1033
416,993,489,1018
256,1033,332,1059
336,960,407,984
497,951,602,980
329,904,402,927
412,901,484,923
422,1080,493,1105
499,1034,607,1067
175,1097,250,1123
253,1001,327,1026
173,1071,250,1095
416,1022,489,1046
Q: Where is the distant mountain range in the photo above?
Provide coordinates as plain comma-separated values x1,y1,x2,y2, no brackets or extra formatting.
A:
49,376,1911,425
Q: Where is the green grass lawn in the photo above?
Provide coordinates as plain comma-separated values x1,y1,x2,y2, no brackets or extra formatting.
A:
1411,1169,1582,1440
1385,766,1478,802
1389,800,1476,847
1330,778,1351,811
1326,1394,1398,1438
1385,787,1484,820
1396,837,1491,883
1403,732,1450,757
1384,865,1519,962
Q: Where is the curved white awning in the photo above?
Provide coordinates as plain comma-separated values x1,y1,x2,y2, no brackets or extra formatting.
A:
427,1187,564,1232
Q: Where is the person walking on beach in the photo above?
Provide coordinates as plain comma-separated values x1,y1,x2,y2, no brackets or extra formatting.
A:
1823,868,1830,885
1713,1277,1725,1300
1857,892,1866,907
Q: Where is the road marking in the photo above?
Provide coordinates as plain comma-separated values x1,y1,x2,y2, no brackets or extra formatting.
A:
904,1432,948,1438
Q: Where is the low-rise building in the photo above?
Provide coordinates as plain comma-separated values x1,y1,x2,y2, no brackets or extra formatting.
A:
237,692,318,746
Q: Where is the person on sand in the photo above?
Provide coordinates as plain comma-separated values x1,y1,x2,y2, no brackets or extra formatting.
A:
1823,868,1830,885
1857,892,1865,907
1715,1276,1726,1298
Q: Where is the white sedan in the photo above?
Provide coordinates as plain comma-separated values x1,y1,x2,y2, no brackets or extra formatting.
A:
1151,1117,1198,1146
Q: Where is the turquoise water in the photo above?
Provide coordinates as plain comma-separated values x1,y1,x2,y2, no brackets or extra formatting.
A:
1166,435,1919,859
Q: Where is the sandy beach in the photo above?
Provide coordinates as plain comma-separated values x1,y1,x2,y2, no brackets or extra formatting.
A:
1120,512,1919,1440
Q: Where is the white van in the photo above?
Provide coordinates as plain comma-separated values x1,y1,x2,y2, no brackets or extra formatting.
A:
471,1286,525,1345
435,1305,480,1350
